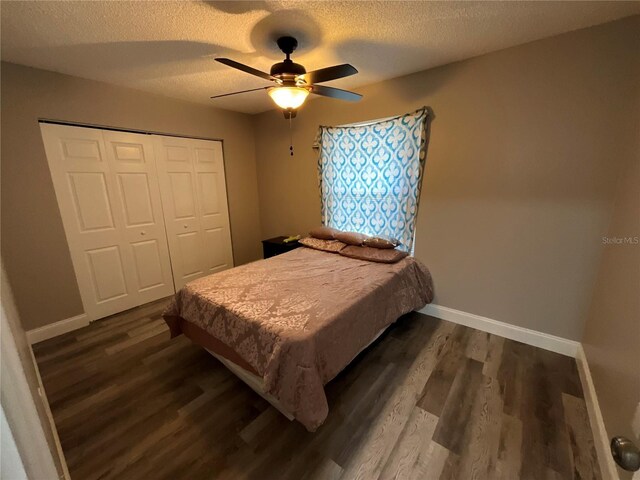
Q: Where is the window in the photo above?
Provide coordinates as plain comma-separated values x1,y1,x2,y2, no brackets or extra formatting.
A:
316,108,430,252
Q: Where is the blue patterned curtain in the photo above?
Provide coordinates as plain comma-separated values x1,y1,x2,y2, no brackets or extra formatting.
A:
316,107,430,252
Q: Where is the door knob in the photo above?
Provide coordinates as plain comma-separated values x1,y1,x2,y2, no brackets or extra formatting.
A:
611,436,640,471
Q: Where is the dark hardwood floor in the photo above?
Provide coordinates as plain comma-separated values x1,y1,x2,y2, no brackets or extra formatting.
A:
33,299,601,480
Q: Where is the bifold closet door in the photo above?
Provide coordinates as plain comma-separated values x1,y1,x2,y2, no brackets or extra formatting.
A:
101,130,175,304
153,135,234,290
40,124,175,321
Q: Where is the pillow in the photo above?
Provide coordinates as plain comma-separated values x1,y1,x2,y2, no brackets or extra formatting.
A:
339,245,408,264
308,226,339,240
363,235,400,249
299,237,346,253
333,231,369,246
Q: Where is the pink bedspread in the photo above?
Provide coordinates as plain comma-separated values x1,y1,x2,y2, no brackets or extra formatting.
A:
163,247,433,431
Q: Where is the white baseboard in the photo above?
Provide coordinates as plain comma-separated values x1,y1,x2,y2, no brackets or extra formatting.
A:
419,304,580,357
575,345,618,480
26,314,89,345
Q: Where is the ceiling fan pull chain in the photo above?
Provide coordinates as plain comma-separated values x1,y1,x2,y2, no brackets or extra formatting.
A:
289,114,294,156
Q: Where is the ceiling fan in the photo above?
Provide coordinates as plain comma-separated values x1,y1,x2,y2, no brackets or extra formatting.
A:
212,36,362,118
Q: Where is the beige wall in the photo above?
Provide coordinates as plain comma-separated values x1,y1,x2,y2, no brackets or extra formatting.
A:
1,62,263,330
582,131,639,479
253,17,640,340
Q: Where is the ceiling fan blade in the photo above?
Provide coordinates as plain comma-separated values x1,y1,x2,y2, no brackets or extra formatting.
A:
302,64,358,84
215,58,275,81
311,85,362,102
210,87,269,99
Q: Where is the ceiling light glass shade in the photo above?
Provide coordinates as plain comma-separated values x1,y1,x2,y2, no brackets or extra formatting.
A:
268,86,310,109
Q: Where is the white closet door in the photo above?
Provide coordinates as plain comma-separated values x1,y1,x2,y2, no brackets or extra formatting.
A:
191,139,234,277
40,124,174,321
153,135,234,289
102,130,175,304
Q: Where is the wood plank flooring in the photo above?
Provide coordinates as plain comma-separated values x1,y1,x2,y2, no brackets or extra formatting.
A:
33,299,601,479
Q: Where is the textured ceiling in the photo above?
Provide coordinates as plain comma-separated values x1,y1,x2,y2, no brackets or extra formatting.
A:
2,1,639,114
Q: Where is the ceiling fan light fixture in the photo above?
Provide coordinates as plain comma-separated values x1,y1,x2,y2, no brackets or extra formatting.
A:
212,37,361,110
268,86,310,110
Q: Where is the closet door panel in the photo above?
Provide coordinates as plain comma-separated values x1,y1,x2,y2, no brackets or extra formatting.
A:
153,136,205,289
130,239,166,291
116,173,154,226
168,172,198,220
103,130,175,304
203,228,228,273
67,172,116,232
154,136,234,288
177,232,205,277
197,173,220,216
85,246,128,303
40,124,138,319
192,139,234,275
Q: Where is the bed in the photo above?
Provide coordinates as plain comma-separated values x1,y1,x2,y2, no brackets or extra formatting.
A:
163,245,433,431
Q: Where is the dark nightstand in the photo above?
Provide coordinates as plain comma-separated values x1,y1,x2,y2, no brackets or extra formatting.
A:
262,236,301,259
